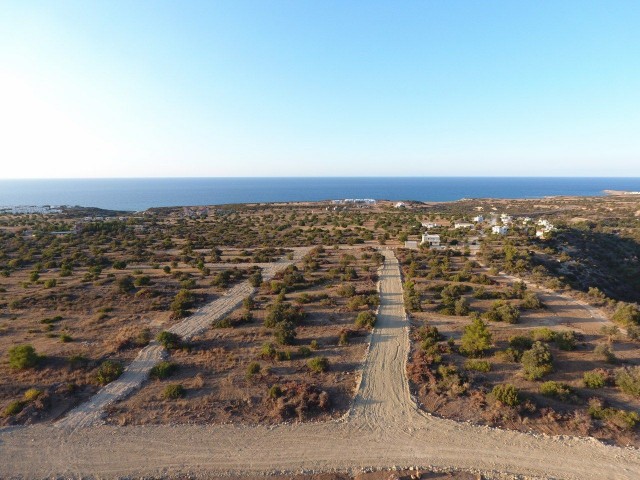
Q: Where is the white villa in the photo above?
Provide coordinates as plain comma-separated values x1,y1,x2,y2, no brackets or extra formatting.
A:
492,225,508,235
473,215,484,223
421,233,441,246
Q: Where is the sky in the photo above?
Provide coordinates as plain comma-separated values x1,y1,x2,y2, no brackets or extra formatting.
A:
1,1,639,178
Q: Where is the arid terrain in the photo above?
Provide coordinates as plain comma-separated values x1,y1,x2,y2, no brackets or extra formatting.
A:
1,197,640,478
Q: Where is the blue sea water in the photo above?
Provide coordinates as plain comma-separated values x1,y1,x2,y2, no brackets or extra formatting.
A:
0,177,639,212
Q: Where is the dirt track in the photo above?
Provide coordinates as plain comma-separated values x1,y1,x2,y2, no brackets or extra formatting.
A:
2,250,640,479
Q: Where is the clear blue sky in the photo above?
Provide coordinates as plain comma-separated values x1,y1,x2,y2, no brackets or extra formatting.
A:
1,0,639,178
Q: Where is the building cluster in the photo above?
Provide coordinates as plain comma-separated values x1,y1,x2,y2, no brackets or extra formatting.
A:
535,218,556,239
0,205,62,215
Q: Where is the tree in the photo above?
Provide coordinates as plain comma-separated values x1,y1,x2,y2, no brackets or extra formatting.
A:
460,316,492,357
454,297,470,316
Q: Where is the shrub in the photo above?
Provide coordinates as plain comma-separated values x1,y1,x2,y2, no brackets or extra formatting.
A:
96,360,124,385
454,297,470,316
594,343,617,363
615,367,640,397
264,301,305,328
116,275,135,293
8,344,39,370
162,384,185,399
274,321,296,345
156,331,182,350
583,370,606,389
459,316,492,357
260,342,277,359
612,302,640,326
307,356,329,373
355,311,376,328
554,331,577,351
509,335,533,351
588,398,640,430
337,283,356,297
491,384,520,406
297,346,312,358
484,300,520,324
268,384,282,399
2,400,26,417
521,292,542,309
170,289,195,318
249,270,263,287
310,339,319,350
531,327,555,342
540,381,573,401
150,361,178,379
23,388,43,401
44,279,57,289
464,359,491,372
59,333,73,343
521,341,553,380
134,275,151,287
275,350,292,361
246,361,261,377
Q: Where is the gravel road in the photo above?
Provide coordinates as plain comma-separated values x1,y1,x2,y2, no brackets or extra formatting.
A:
2,250,639,479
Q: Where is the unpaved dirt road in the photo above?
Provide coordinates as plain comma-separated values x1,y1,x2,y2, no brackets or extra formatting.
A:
2,250,640,479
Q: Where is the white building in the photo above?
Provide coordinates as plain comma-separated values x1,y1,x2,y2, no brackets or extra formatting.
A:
421,233,441,246
394,202,406,208
421,221,437,228
473,215,484,223
492,225,508,235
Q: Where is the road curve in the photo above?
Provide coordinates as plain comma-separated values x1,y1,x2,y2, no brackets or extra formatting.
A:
1,250,639,479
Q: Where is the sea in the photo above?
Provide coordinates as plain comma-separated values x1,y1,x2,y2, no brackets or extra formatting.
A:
0,177,639,212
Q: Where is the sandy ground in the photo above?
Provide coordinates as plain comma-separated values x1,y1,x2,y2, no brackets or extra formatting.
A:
1,250,640,479
54,249,310,430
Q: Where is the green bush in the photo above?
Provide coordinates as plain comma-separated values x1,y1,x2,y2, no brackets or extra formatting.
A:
307,356,329,373
150,361,178,379
521,341,553,380
274,320,296,345
44,279,57,289
491,384,520,406
59,333,73,343
355,311,376,328
8,344,40,370
509,335,533,351
2,400,26,417
539,381,573,401
612,302,640,326
260,342,277,359
464,359,491,372
521,292,542,309
531,327,555,342
156,331,182,350
96,360,124,385
615,367,640,397
459,316,492,357
162,384,185,399
554,331,577,351
310,339,319,350
484,300,520,324
583,370,606,389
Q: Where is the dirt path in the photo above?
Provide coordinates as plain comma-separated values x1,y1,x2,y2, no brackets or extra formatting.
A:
54,249,309,430
2,250,640,479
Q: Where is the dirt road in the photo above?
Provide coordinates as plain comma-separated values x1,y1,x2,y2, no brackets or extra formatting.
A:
2,250,640,479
